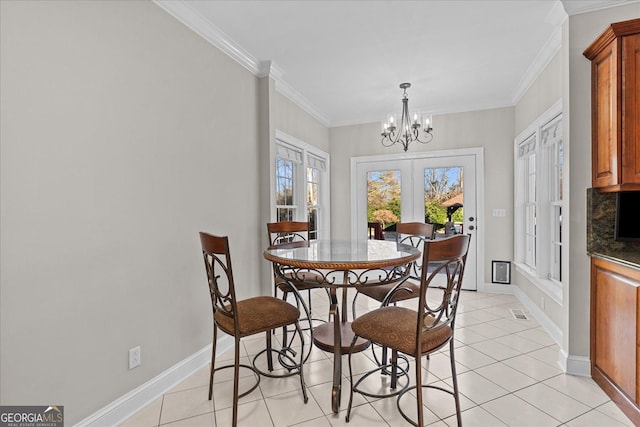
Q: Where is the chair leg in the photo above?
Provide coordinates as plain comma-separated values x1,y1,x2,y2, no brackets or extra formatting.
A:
294,320,309,403
273,284,279,335
416,353,424,427
381,345,389,369
266,331,274,372
345,334,359,423
281,289,290,346
232,337,241,427
324,288,332,322
449,340,462,427
390,349,398,390
209,324,217,400
351,290,359,320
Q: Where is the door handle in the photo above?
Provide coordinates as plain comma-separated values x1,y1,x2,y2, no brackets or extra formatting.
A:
468,225,475,231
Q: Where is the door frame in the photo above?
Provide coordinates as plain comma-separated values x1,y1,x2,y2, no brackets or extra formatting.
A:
351,147,485,291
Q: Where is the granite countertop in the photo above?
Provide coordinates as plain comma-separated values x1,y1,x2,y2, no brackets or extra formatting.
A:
588,250,640,270
587,188,640,270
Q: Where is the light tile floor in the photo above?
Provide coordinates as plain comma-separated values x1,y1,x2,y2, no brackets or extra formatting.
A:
119,290,634,426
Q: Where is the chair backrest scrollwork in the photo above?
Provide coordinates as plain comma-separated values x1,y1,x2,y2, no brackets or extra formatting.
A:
267,221,311,248
396,222,436,278
199,232,238,328
416,234,471,355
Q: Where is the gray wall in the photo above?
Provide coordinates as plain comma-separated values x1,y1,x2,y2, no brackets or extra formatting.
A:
512,51,564,332
515,51,563,135
329,107,514,284
0,0,328,423
275,92,330,153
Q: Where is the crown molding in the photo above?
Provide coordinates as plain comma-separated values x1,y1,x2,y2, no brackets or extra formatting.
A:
561,0,640,16
153,0,330,126
510,1,566,104
330,100,516,128
153,0,265,75
274,79,331,126
511,25,563,105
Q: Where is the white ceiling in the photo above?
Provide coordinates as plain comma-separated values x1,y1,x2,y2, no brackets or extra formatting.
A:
161,0,638,127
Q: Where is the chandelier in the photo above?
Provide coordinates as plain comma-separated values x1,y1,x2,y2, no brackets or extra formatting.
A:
381,83,433,152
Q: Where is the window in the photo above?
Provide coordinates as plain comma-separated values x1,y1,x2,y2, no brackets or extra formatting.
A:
514,101,563,302
543,116,563,282
274,131,329,239
307,155,326,240
275,144,301,221
519,133,537,269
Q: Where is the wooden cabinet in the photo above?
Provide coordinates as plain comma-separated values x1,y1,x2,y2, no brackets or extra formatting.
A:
584,18,640,192
591,258,640,424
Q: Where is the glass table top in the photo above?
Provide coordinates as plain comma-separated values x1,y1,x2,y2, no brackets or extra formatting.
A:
264,239,420,269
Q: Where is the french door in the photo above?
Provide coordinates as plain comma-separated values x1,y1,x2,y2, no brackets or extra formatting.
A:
353,150,481,291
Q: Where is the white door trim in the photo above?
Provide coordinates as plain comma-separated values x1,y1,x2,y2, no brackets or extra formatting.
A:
351,147,485,291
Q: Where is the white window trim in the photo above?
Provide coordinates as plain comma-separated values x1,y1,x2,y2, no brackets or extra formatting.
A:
274,130,331,239
514,99,563,305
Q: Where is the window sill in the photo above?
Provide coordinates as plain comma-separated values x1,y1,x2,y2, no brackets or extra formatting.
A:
514,262,563,305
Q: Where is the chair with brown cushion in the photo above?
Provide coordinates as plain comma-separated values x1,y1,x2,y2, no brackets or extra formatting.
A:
267,221,329,361
346,234,470,427
352,222,436,371
351,222,435,319
199,232,308,427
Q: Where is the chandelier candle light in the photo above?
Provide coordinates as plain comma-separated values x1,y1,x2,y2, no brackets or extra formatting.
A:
381,83,433,152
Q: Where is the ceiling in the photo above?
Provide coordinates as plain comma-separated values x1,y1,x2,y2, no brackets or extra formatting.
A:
163,0,638,127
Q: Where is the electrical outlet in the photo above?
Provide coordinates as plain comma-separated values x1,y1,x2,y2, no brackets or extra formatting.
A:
129,346,141,370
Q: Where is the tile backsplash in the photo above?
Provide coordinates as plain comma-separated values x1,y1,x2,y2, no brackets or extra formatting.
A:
587,188,640,266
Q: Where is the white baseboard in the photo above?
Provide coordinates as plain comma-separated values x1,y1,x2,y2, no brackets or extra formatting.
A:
482,281,561,346
559,349,591,377
512,285,562,346
75,336,232,427
485,283,592,377
480,282,516,294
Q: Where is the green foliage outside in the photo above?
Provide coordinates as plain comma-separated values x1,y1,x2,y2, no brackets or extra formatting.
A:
367,168,463,231
425,203,463,228
367,171,401,229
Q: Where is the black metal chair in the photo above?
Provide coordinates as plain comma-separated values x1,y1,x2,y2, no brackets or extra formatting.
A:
199,232,308,426
346,234,470,427
352,222,435,319
352,222,436,371
267,222,330,360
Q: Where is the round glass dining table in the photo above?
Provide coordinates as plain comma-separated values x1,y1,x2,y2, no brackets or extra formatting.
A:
264,239,420,413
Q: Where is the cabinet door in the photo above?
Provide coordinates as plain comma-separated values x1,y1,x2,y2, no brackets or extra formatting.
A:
622,33,640,185
592,258,639,401
591,40,620,188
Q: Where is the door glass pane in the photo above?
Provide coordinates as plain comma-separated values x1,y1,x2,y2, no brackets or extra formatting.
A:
307,167,319,240
423,167,463,235
367,170,401,240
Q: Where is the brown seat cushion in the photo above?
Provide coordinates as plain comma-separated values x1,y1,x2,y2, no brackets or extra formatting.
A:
358,280,421,303
275,272,325,292
215,296,300,337
351,306,452,356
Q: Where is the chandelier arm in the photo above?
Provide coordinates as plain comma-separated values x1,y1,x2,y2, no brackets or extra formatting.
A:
381,135,399,147
413,132,434,144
